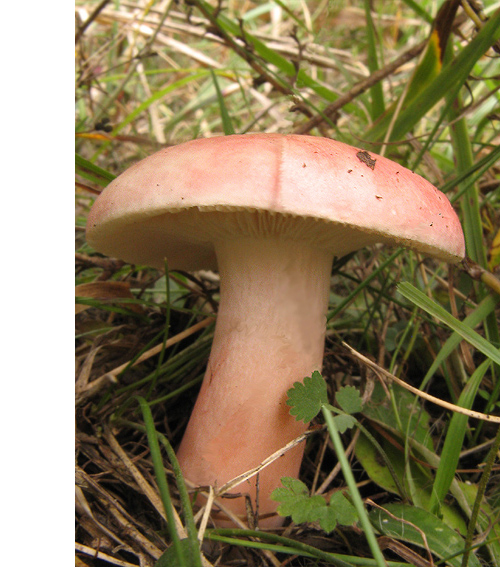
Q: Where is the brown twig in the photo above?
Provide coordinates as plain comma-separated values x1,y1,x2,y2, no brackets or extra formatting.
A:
293,39,427,135
344,342,500,423
75,0,111,43
76,317,214,405
461,256,500,296
190,0,296,98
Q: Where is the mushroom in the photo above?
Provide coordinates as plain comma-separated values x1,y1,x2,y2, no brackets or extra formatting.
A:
86,134,465,527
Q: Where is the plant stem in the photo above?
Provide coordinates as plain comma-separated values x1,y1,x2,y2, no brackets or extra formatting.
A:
322,407,387,567
117,415,203,567
137,397,188,567
461,425,500,567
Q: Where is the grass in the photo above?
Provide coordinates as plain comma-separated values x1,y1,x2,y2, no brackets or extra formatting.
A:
76,1,500,566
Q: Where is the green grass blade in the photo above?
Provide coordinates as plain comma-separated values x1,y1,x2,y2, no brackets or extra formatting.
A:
207,529,361,566
397,282,500,366
450,98,487,267
364,0,385,119
193,0,339,103
429,359,491,515
137,397,187,566
322,408,387,567
210,70,235,135
462,426,500,567
419,293,499,390
401,0,433,23
440,143,500,201
115,416,205,567
272,0,310,31
157,434,203,567
75,153,116,186
366,7,500,142
447,89,500,351
113,71,211,136
328,249,402,322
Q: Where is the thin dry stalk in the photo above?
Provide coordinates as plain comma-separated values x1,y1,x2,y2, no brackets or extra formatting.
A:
103,426,187,537
76,317,213,405
344,343,500,424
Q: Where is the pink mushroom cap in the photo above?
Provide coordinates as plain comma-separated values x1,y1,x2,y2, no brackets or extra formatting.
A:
87,134,465,268
86,134,465,526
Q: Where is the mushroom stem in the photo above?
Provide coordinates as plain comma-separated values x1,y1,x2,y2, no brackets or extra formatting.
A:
177,236,333,526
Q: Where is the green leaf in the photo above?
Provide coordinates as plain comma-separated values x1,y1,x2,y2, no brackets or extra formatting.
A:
459,480,500,566
371,503,481,567
361,381,433,450
271,479,358,534
332,414,357,434
271,477,325,524
286,371,328,423
309,506,338,534
335,385,363,415
328,492,358,526
155,539,193,567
